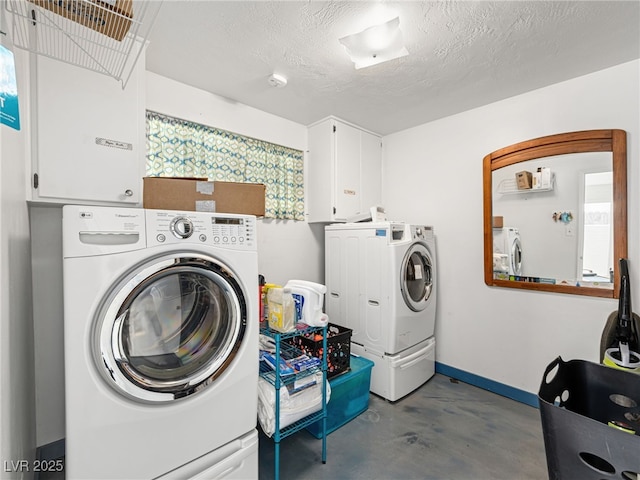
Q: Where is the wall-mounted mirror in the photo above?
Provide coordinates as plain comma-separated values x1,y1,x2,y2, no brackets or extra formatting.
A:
483,130,627,298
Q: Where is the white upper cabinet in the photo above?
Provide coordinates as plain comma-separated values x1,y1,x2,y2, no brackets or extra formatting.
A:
30,42,146,205
359,130,383,214
307,117,382,223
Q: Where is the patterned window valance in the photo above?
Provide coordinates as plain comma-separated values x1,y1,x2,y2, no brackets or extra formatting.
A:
145,111,305,220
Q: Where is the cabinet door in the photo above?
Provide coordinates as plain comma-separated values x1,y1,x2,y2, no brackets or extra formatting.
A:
334,122,361,221
359,131,382,212
307,120,334,223
33,49,144,205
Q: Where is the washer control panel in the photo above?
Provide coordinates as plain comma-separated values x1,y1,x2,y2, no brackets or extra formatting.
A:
146,210,256,250
412,225,433,241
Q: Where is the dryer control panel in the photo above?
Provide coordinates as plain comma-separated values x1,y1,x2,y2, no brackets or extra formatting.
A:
146,210,256,250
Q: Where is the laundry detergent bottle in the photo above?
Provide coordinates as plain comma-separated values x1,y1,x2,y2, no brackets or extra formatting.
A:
267,287,295,332
284,280,328,327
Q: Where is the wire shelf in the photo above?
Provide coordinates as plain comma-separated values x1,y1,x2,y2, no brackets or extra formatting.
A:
259,345,323,388
497,175,555,194
5,0,162,88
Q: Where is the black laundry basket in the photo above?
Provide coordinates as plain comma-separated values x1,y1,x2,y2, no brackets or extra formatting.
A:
538,356,640,480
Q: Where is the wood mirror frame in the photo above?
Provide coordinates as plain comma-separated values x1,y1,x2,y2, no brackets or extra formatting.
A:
483,129,627,298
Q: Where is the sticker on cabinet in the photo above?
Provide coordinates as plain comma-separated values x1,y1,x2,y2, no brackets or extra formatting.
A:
95,137,133,150
0,46,21,131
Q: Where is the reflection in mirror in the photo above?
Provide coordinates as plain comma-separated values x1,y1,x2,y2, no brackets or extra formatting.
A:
483,130,627,299
580,170,613,284
492,153,612,287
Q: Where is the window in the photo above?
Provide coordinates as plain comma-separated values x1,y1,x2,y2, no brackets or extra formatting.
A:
146,111,304,220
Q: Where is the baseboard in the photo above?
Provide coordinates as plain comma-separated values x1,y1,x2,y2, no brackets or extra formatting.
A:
435,362,539,408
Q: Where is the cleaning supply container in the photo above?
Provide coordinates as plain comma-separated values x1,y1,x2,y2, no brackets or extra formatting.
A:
267,287,295,332
284,280,328,327
261,283,281,323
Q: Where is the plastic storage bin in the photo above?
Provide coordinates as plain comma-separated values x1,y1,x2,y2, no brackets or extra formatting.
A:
538,356,640,480
288,323,352,378
306,355,373,438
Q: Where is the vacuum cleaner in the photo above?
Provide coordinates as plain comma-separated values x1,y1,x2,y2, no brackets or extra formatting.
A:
600,258,640,371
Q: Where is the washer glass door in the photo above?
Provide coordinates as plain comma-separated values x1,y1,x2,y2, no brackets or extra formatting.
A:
511,237,523,275
97,255,246,403
401,244,434,312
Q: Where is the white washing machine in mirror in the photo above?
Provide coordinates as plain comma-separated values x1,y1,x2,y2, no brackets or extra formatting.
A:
493,226,522,276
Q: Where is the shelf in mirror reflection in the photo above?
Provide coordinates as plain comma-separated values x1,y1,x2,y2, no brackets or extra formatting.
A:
496,176,555,194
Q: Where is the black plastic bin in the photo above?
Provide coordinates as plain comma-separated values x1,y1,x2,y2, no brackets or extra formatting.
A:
287,323,352,378
538,356,640,480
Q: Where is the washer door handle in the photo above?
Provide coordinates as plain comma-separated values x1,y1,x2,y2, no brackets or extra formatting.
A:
110,311,128,363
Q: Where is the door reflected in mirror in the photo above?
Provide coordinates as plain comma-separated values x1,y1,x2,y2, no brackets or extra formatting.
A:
580,171,613,284
483,130,627,299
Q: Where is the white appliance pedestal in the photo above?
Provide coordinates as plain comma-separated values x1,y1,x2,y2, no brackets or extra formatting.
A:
351,337,435,402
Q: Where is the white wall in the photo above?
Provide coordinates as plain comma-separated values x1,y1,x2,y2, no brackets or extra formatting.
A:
0,30,36,479
146,72,326,286
382,60,640,395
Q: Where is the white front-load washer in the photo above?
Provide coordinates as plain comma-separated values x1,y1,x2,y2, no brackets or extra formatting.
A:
493,226,522,275
392,224,437,350
62,205,259,480
325,222,437,401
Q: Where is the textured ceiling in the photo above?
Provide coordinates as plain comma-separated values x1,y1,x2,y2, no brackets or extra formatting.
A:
145,1,640,135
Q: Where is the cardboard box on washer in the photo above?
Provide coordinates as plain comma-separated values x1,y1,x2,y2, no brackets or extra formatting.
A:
143,177,266,216
28,0,133,41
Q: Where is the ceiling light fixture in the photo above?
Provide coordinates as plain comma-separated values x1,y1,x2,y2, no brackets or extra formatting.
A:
339,17,409,70
268,73,288,88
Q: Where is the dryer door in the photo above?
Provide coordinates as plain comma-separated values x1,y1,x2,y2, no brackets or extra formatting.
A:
96,254,247,403
400,243,434,312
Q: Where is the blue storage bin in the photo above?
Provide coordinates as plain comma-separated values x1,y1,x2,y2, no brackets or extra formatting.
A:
306,355,373,438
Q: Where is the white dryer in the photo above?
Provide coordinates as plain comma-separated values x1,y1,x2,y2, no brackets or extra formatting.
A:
325,222,437,401
493,226,523,275
62,205,259,480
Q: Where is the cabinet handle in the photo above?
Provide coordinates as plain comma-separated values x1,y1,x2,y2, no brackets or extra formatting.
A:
124,189,133,197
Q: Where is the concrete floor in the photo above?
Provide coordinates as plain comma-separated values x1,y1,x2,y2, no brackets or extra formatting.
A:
258,373,548,480
41,374,548,480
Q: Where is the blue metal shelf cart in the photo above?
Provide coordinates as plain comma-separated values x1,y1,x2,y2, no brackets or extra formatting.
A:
259,325,328,480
